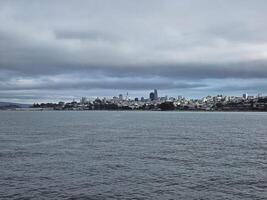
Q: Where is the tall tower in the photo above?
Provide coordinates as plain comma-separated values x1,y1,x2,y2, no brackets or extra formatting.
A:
149,92,155,101
119,94,123,101
154,89,158,100
126,92,129,100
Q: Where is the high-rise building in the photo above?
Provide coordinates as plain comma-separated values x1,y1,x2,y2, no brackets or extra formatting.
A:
119,94,123,101
149,92,155,101
243,93,248,99
154,89,158,100
80,97,87,104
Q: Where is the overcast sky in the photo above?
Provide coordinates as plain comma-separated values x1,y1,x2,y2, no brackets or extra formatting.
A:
1,0,267,103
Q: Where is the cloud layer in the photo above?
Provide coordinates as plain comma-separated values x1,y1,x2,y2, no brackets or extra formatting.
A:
1,0,267,103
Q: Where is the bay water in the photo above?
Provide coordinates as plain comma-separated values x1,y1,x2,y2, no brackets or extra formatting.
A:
0,111,266,199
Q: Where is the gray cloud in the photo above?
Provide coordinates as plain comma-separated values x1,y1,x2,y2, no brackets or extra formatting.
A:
1,0,267,102
55,29,121,43
0,73,207,91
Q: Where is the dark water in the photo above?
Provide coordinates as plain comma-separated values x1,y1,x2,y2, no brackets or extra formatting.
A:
0,111,266,200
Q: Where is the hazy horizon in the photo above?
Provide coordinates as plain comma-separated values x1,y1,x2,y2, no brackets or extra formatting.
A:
0,90,264,105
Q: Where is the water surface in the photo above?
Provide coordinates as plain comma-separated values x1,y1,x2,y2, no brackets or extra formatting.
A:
0,111,266,199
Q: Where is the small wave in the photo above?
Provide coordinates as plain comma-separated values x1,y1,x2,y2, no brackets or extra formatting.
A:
0,150,43,159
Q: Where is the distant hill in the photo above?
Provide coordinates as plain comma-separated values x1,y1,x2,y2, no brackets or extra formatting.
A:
0,102,31,110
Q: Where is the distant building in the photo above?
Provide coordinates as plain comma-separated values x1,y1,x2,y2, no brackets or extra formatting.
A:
149,92,155,101
119,94,123,101
154,89,158,100
149,89,158,101
243,93,248,99
134,97,139,101
112,96,119,102
58,101,65,107
141,97,145,102
177,95,183,100
80,97,87,104
169,97,175,101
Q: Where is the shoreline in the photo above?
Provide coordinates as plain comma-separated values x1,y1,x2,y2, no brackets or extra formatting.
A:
2,109,267,112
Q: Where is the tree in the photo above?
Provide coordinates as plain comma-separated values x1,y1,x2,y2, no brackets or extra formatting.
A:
159,102,175,111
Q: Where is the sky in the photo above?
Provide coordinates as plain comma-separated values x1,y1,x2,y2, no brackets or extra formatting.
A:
1,0,267,103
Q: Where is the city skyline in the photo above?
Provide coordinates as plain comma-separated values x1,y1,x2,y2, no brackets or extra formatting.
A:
1,1,267,103
33,89,265,104
28,89,267,112
1,88,265,104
